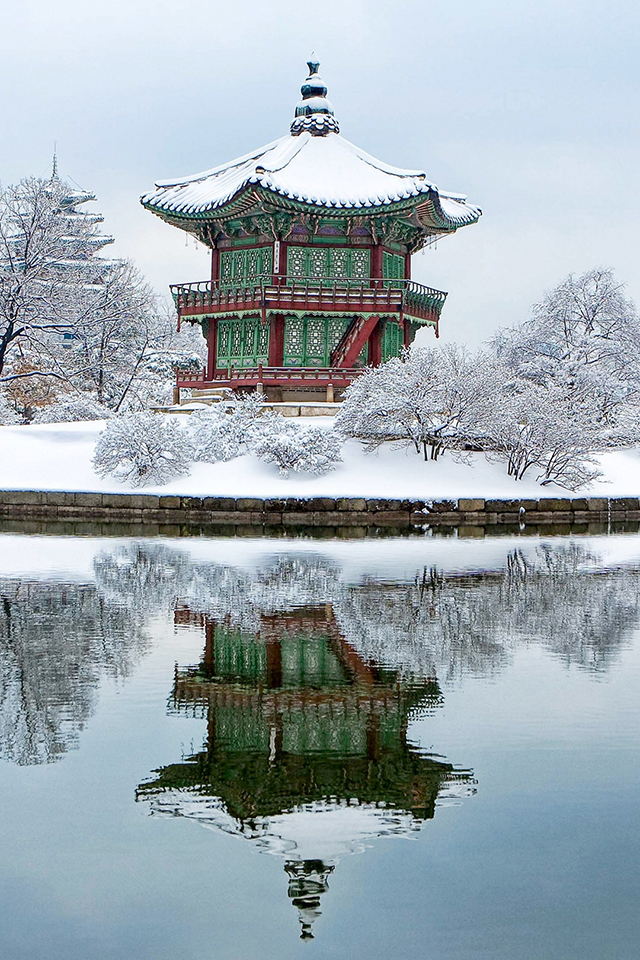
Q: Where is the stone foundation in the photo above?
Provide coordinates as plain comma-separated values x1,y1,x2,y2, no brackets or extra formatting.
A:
0,491,637,538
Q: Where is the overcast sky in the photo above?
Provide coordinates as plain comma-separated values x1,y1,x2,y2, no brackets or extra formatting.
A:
2,0,639,346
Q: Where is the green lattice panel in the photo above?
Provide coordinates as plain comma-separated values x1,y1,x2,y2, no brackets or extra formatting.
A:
217,316,270,368
382,320,404,362
286,246,371,282
284,316,353,366
383,251,405,288
220,246,273,287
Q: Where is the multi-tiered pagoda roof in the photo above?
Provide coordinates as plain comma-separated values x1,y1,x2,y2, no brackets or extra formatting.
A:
142,62,481,401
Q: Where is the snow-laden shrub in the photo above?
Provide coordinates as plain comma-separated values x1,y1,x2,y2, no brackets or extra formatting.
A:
253,419,343,477
33,394,113,424
93,414,193,487
0,392,20,425
189,393,267,462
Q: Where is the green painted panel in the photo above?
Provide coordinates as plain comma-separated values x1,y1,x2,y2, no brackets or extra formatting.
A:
383,251,405,288
217,316,270,368
283,315,350,366
382,320,404,362
286,246,370,281
220,246,273,287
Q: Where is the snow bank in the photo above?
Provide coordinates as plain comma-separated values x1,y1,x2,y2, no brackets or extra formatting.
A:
1,418,640,499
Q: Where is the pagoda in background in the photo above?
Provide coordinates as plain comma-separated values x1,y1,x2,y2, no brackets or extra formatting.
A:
141,62,481,400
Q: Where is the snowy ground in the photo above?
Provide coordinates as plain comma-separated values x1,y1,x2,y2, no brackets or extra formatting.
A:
2,418,640,499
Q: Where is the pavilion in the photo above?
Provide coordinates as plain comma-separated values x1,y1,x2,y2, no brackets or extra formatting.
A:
141,62,481,401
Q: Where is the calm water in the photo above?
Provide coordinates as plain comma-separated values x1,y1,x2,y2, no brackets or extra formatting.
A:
0,533,639,959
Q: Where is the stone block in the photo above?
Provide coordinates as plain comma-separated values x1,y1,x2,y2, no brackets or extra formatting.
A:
0,490,42,505
336,498,367,511
427,500,457,513
203,497,236,511
45,491,75,505
181,496,204,510
458,498,485,512
73,492,104,507
236,498,265,512
539,498,572,512
518,500,539,511
264,499,287,512
569,498,589,511
610,497,639,511
485,499,519,512
366,499,402,512
307,498,337,511
587,498,609,512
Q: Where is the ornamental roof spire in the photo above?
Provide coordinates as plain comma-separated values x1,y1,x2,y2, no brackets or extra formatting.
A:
291,60,340,137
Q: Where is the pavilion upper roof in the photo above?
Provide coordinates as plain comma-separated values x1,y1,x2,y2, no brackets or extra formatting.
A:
141,63,481,239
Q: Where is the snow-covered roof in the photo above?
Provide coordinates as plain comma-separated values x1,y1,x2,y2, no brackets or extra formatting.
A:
142,132,480,226
141,63,481,234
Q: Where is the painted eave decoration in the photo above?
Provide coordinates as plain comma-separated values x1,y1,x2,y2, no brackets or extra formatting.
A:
140,63,481,240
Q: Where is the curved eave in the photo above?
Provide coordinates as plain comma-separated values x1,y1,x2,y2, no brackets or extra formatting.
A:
141,183,481,238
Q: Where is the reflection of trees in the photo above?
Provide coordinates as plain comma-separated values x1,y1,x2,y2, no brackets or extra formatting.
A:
0,578,149,765
94,541,640,681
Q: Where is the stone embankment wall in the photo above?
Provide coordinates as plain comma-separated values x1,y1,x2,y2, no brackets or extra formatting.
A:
0,490,638,537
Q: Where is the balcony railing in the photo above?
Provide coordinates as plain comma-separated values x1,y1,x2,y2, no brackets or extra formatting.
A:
170,276,447,325
175,364,362,389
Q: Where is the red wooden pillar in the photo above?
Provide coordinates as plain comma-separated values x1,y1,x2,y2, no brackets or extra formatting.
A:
371,244,383,282
403,320,412,348
211,246,220,284
207,318,217,380
404,250,412,280
368,320,383,366
269,313,285,366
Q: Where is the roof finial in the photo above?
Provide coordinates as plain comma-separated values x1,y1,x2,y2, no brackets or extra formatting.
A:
51,143,59,182
291,60,340,137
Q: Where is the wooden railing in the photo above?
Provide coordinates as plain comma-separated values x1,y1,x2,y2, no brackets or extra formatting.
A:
175,364,362,388
170,276,447,324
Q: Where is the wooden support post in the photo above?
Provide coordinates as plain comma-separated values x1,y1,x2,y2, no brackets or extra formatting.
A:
269,313,285,366
369,320,383,367
206,318,217,381
404,250,412,280
211,246,220,284
172,383,181,405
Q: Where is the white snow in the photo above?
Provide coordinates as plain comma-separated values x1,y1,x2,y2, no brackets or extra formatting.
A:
1,417,640,499
142,131,481,223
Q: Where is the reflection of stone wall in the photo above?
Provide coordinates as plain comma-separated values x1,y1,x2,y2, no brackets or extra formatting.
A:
0,578,149,765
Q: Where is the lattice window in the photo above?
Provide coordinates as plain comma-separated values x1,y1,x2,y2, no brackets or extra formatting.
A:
329,248,349,278
287,247,307,277
231,320,243,356
257,321,270,357
305,318,327,363
308,248,328,279
247,248,261,279
328,318,349,351
261,246,273,275
220,252,233,282
383,251,404,286
284,317,305,364
218,321,230,357
382,320,404,361
350,248,370,279
232,250,245,280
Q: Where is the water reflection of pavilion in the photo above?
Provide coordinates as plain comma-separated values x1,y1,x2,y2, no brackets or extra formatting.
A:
138,603,474,939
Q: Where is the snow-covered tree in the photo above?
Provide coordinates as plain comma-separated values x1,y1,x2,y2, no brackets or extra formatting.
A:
0,173,204,416
336,345,488,461
493,268,640,432
93,413,193,487
0,390,19,424
481,375,601,489
189,393,268,462
32,393,113,424
253,420,343,477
